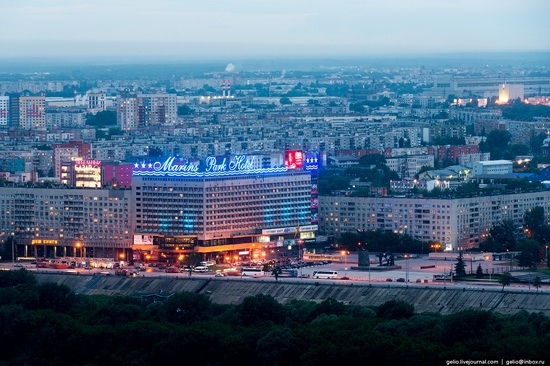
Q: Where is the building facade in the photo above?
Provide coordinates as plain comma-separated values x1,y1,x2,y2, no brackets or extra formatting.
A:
132,154,316,262
319,190,550,251
0,187,132,260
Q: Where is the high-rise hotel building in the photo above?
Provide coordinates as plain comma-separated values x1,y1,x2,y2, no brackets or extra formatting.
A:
132,153,318,261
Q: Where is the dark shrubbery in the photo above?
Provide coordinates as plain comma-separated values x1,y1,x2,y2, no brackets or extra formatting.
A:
0,270,548,365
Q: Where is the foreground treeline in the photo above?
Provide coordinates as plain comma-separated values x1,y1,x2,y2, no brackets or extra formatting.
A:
1,271,549,366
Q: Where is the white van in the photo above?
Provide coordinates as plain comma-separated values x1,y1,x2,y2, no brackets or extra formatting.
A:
200,261,216,267
241,268,264,277
312,270,338,279
193,266,209,272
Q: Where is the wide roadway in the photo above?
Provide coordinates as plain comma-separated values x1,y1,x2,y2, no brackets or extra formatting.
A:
2,255,547,293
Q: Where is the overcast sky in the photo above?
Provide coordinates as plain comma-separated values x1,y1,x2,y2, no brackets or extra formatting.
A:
1,0,549,59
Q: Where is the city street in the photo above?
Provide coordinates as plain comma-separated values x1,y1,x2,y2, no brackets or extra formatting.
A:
2,254,548,293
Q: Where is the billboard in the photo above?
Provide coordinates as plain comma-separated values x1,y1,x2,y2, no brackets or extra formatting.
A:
285,150,304,169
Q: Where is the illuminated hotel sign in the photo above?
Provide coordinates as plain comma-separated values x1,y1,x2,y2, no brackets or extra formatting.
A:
285,150,303,169
133,155,288,177
304,152,319,171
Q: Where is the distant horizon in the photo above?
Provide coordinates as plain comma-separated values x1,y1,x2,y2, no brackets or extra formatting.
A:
2,0,549,65
0,50,549,73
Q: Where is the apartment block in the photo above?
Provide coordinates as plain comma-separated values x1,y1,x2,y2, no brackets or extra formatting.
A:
319,190,550,251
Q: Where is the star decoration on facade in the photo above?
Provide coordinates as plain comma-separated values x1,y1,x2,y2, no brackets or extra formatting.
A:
134,163,139,168
147,163,153,168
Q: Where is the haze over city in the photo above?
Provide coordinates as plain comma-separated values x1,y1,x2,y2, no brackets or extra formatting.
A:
1,0,549,60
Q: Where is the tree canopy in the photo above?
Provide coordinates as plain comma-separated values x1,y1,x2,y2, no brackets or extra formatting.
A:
0,271,549,365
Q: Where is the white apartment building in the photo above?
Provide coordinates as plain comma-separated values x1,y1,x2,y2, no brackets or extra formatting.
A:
471,160,513,176
319,190,550,251
386,154,435,179
117,92,177,130
19,96,45,130
0,96,8,127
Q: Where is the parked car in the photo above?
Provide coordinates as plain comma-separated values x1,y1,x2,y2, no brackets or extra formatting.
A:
385,278,393,282
396,278,406,282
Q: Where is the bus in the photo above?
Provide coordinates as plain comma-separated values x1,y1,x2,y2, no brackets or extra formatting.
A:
312,270,338,279
280,269,298,278
241,268,264,277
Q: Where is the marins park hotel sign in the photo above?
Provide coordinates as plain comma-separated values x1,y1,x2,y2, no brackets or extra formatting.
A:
133,155,289,177
132,152,320,177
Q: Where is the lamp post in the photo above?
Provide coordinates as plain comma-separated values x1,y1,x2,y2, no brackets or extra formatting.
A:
11,235,15,265
404,254,409,283
341,250,347,277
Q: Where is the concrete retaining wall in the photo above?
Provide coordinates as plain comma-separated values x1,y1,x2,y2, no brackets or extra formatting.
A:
36,273,550,315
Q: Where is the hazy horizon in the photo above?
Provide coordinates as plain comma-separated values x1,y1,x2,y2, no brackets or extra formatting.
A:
1,0,549,61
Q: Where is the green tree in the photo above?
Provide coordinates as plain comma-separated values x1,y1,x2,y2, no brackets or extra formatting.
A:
272,266,282,281
177,105,194,116
85,111,116,127
182,252,203,276
517,249,536,269
533,276,542,293
476,263,484,279
523,206,546,243
256,327,299,365
235,294,285,326
489,220,517,251
499,272,513,291
279,97,292,105
377,300,414,320
454,252,467,277
163,292,211,323
349,102,365,113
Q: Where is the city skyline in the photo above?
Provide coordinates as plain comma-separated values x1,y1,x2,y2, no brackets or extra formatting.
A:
1,0,549,60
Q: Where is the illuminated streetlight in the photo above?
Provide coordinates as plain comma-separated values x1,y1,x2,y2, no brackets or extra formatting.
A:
341,250,348,277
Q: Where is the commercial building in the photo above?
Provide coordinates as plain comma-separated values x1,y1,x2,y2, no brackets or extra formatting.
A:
0,187,132,260
498,84,524,103
52,141,92,179
471,160,513,176
319,190,550,251
132,154,317,262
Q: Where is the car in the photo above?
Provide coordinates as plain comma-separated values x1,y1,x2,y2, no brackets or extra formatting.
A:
214,272,225,277
396,278,406,282
385,278,393,282
340,276,350,280
14,263,23,267
416,279,422,283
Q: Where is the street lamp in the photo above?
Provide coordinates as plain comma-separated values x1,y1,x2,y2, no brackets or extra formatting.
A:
404,254,410,283
341,250,348,277
11,235,15,265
